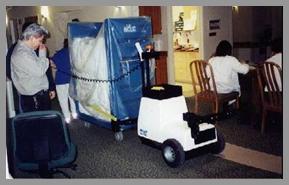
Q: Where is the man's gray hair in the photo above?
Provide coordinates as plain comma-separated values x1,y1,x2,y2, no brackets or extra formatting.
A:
20,23,48,40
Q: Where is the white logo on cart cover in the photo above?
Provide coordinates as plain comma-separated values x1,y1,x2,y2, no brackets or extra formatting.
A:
140,129,148,136
124,24,136,32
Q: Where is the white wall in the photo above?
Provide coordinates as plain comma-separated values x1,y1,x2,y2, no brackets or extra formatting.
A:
155,6,168,51
62,6,138,22
6,6,138,56
49,6,139,54
6,6,41,47
201,6,233,60
166,6,175,84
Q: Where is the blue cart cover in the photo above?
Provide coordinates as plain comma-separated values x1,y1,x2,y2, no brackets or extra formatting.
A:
68,17,152,123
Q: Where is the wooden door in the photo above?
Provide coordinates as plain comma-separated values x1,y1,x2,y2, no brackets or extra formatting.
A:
139,6,162,35
155,51,168,84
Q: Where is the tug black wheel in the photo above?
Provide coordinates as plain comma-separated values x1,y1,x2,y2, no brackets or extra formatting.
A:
162,139,185,168
114,131,123,142
211,131,225,154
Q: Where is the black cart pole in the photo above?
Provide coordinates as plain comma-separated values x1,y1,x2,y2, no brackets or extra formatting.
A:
141,51,160,89
141,60,146,88
145,57,151,87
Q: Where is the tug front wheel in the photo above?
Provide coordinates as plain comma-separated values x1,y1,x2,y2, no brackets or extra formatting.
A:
162,139,185,168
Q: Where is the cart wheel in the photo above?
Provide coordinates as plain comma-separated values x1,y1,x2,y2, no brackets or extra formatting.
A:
114,131,123,142
211,131,225,154
162,139,185,168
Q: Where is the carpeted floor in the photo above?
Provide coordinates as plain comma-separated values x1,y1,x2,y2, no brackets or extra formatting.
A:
8,97,282,178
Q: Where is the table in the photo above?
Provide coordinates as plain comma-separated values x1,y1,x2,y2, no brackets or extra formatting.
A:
238,66,261,125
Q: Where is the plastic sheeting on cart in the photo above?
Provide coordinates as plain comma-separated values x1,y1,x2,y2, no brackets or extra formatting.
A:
68,17,153,125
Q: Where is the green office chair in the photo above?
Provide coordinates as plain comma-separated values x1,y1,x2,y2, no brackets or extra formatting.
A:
10,110,77,178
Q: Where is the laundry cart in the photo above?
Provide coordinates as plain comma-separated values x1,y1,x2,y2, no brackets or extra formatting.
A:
68,17,153,141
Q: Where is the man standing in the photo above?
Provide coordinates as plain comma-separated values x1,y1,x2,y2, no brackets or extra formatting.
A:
11,23,53,112
7,22,56,113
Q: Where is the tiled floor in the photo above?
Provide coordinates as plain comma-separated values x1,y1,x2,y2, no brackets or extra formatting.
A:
174,50,200,97
175,82,194,97
174,51,199,83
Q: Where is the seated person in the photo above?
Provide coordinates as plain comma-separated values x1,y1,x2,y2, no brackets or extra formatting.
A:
208,40,249,94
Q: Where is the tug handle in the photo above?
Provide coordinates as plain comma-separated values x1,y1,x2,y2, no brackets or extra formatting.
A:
183,110,236,138
183,110,236,125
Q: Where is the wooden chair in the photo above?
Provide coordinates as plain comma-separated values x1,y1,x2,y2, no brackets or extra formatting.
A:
189,60,239,114
256,61,282,134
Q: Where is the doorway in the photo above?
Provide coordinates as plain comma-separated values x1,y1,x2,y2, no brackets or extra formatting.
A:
172,6,201,97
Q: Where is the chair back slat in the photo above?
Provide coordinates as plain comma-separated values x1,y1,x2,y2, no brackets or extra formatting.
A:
195,61,204,91
207,64,218,93
264,63,275,104
190,60,217,96
198,61,208,91
268,63,279,91
202,62,211,91
190,61,198,95
257,62,282,108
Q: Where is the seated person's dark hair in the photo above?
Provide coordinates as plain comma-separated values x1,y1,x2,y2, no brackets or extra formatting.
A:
271,38,282,53
215,40,232,56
